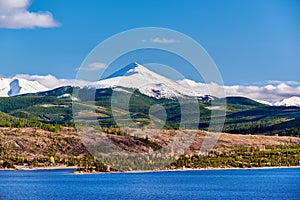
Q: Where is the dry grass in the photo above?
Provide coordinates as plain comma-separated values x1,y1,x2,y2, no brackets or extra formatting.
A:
1,127,299,161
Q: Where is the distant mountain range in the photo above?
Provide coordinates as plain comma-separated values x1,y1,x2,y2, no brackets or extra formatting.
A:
1,62,300,107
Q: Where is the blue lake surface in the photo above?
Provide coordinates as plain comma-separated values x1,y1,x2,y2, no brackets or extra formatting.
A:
0,168,299,200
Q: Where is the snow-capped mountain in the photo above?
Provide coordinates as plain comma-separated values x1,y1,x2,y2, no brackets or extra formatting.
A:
0,77,49,97
252,97,300,107
274,96,300,107
254,99,273,106
94,62,202,99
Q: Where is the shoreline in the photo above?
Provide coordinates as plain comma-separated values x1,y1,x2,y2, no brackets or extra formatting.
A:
0,165,77,171
1,165,299,173
73,165,300,175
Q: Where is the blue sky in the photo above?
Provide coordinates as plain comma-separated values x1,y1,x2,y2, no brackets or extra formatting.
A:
0,0,299,85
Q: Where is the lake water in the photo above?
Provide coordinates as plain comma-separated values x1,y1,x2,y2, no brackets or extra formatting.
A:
0,168,299,200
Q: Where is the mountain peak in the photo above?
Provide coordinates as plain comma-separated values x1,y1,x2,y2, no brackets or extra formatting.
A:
97,62,201,99
106,62,151,79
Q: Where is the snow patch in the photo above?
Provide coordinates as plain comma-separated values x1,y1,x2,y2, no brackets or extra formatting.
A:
274,96,300,107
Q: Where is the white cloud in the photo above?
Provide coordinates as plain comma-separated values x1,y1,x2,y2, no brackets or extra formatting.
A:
80,62,107,71
150,37,178,44
15,74,75,89
0,0,59,29
266,80,300,86
179,80,300,103
15,74,96,89
221,83,300,103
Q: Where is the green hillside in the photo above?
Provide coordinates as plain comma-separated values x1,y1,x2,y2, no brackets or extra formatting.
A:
0,86,299,136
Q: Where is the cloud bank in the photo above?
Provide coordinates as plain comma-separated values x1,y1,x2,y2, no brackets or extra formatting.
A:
0,0,59,29
179,79,300,103
223,83,300,103
15,74,76,89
